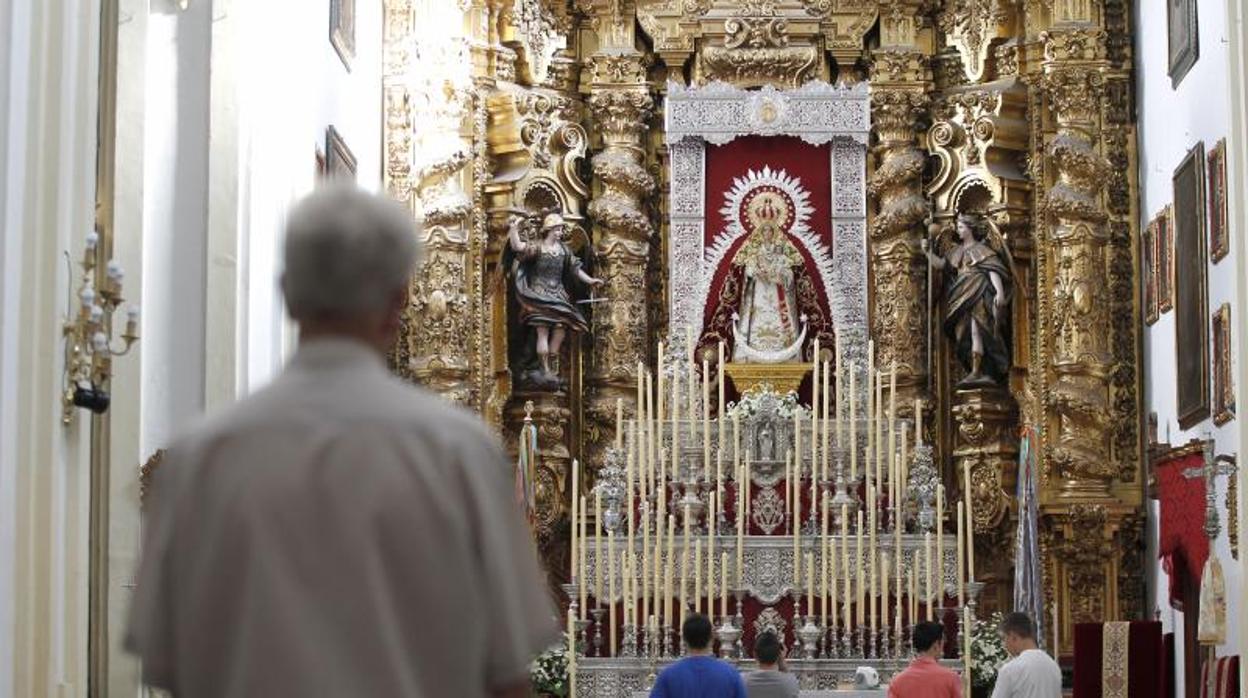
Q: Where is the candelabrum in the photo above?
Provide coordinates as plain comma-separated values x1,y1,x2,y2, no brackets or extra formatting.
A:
596,447,627,535
831,452,857,520
591,607,606,656
907,442,938,532
839,610,853,658
716,618,741,659
621,622,639,657
62,229,140,423
798,615,821,659
733,588,746,658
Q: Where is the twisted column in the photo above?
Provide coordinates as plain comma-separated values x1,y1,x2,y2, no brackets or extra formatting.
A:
868,51,931,429
1039,30,1115,498
585,52,655,467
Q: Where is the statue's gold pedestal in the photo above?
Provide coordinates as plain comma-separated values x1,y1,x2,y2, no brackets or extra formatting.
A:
722,362,812,396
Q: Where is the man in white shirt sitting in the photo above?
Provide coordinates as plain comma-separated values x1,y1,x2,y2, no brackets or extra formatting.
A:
991,612,1062,698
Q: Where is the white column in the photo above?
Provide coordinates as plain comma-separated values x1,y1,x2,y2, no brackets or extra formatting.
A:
1226,0,1248,690
0,1,102,696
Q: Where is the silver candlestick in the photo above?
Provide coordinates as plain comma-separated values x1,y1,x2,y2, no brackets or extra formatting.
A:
591,607,606,656
716,618,742,659
733,588,747,658
907,441,938,533
799,616,822,659
621,623,639,657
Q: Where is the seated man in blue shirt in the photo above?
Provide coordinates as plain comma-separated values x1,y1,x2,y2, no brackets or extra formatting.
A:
650,614,747,698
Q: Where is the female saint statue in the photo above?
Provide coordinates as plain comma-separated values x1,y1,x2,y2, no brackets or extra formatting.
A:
505,212,603,389
921,212,1013,386
731,191,808,363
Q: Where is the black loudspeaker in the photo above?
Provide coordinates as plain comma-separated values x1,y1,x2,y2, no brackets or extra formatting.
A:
72,385,111,414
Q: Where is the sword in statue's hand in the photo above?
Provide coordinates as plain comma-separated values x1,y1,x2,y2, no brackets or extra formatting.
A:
577,290,610,305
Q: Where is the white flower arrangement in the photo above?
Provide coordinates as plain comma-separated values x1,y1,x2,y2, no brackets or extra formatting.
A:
529,642,569,697
727,388,810,421
969,612,1010,689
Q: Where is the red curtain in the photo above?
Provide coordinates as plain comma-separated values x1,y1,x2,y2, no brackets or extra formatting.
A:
1155,453,1208,608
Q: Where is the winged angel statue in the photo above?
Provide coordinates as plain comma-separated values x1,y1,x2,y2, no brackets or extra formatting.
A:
921,212,1015,387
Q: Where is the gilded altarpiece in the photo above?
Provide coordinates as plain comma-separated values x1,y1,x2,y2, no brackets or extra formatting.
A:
382,0,1145,649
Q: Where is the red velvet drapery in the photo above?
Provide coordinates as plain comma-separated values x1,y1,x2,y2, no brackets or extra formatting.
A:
1155,453,1208,608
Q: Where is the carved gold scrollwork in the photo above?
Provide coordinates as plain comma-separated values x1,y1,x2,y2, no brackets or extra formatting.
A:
938,0,1012,82
952,387,1019,533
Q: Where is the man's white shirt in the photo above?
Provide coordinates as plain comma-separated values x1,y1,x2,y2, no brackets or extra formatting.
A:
991,649,1062,698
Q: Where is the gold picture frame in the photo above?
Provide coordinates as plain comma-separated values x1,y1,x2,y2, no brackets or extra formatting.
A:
326,126,357,181
330,0,356,72
1158,205,1174,313
1208,139,1228,263
1143,215,1159,325
1167,0,1199,87
1173,143,1209,430
1212,303,1235,426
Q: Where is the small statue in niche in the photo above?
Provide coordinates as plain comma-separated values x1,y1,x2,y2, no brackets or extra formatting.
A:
504,212,603,390
921,212,1014,387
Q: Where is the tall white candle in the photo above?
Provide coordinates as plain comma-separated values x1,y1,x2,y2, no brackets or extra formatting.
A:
608,530,617,655
579,495,588,619
965,464,975,581
694,538,702,616
850,365,858,480
936,484,944,606
956,500,965,608
703,358,711,481
571,459,579,585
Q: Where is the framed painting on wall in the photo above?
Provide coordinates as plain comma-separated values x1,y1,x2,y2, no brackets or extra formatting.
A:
1208,139,1228,263
1173,143,1209,429
1144,216,1159,325
330,0,356,71
1212,304,1235,425
1158,205,1174,313
1167,0,1199,87
326,126,357,181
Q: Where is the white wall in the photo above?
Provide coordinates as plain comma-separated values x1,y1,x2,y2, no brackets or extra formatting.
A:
93,0,386,694
0,0,385,694
0,1,102,696
1135,0,1241,691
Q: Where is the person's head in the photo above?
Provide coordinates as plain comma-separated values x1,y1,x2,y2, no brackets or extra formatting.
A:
956,213,985,242
682,613,713,652
754,631,783,668
541,212,565,241
912,621,946,657
281,185,421,353
999,612,1038,656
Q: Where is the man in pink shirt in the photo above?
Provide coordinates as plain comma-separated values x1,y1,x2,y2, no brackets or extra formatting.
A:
887,622,963,698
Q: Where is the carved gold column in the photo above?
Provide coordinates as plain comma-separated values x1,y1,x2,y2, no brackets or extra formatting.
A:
869,49,931,429
585,51,655,467
1036,13,1144,649
1039,29,1115,498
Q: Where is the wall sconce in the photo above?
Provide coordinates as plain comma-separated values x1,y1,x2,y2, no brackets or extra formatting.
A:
62,228,139,423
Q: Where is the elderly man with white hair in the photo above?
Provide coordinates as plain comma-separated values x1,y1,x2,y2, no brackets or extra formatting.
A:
126,185,557,698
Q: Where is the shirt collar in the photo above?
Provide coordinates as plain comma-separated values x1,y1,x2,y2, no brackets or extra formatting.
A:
289,337,386,373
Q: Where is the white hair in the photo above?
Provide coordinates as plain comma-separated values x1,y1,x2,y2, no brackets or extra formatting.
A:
281,185,420,319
